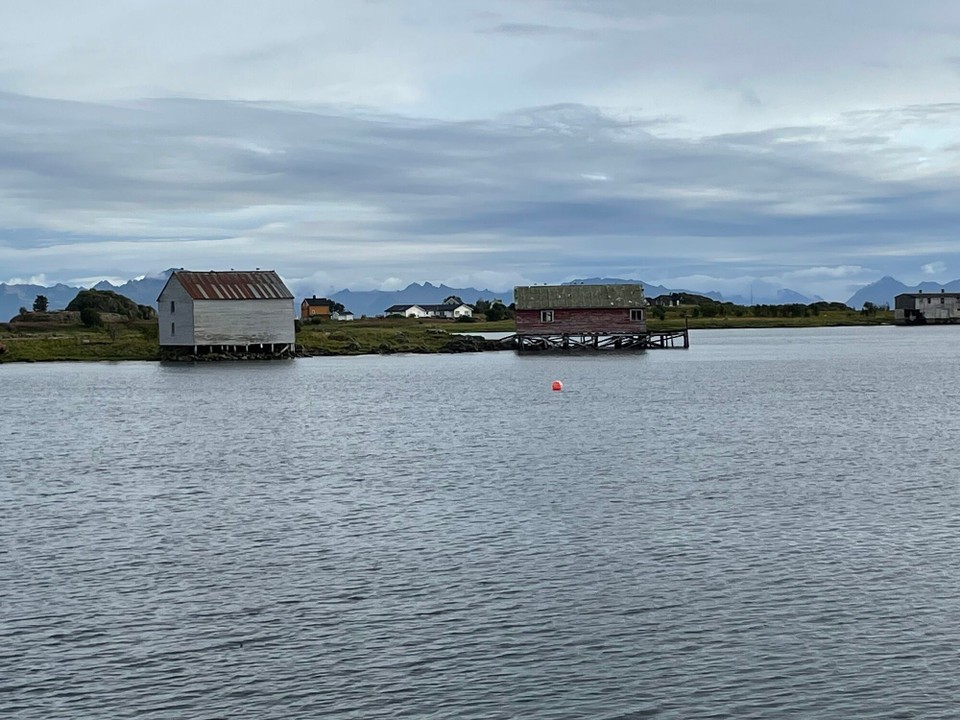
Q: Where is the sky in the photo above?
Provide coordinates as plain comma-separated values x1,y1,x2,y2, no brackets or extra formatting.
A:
3,0,960,300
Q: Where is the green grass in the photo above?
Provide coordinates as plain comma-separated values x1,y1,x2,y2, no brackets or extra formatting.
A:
0,321,160,362
303,317,516,333
647,309,894,331
296,324,500,355
0,310,895,363
0,318,502,362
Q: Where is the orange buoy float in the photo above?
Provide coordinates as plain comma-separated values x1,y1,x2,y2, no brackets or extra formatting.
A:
551,380,563,392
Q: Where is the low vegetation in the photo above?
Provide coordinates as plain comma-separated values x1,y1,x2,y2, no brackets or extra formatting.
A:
296,322,501,355
66,289,156,320
1,290,895,363
0,320,159,362
644,296,893,330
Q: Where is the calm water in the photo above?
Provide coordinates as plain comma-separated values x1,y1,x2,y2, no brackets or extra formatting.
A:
4,326,960,719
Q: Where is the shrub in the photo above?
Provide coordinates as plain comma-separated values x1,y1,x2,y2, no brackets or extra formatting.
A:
68,289,143,319
80,307,103,327
137,304,157,320
294,319,303,333
484,302,510,321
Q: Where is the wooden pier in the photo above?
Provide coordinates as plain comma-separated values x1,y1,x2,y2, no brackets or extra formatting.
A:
508,283,689,353
500,328,689,352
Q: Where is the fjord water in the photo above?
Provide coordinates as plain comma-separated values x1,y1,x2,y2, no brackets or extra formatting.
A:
4,326,960,719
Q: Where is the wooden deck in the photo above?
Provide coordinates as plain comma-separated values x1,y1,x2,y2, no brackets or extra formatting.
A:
500,329,689,352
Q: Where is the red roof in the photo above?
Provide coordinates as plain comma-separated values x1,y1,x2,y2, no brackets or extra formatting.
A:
171,270,293,301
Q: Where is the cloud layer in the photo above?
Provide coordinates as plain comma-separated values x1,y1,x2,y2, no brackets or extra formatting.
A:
3,1,960,298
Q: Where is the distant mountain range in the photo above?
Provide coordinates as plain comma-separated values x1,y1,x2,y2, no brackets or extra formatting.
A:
1,269,839,321
0,274,171,323
1,281,85,321
0,271,514,322
564,277,821,306
845,276,960,309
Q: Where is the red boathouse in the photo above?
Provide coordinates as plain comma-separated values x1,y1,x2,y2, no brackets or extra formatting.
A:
512,283,687,351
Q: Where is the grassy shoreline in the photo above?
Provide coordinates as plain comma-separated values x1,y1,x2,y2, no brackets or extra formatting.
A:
1,311,895,363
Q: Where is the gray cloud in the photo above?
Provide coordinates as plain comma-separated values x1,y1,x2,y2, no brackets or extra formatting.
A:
480,22,595,39
4,1,960,297
3,88,960,297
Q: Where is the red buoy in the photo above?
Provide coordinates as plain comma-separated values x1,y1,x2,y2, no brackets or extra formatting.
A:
551,380,563,391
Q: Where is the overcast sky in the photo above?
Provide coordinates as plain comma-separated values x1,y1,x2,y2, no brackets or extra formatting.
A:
3,0,960,299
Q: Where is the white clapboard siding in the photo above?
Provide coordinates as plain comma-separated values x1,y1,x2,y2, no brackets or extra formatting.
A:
193,299,294,345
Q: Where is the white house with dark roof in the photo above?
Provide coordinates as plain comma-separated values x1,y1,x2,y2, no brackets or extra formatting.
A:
157,270,295,352
384,302,473,319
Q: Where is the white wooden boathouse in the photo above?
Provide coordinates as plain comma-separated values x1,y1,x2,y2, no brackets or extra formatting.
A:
157,270,295,355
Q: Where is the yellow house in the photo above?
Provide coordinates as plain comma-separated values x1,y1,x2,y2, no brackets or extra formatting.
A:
301,296,332,320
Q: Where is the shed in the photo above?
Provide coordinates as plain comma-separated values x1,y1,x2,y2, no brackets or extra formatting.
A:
157,270,295,353
894,289,960,324
514,284,646,335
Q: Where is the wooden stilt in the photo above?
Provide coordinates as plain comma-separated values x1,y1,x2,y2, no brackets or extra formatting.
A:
508,329,690,352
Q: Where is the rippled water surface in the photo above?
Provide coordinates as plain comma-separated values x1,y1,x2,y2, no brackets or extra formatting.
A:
5,326,960,719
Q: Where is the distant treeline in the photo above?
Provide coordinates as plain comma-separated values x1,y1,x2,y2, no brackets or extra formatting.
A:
652,293,887,319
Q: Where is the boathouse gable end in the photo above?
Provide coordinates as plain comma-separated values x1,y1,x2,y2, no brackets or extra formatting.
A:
514,284,647,335
156,270,295,349
157,275,196,346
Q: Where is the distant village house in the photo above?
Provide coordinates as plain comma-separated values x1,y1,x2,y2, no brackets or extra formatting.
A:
157,270,295,355
894,289,960,325
301,296,332,320
385,296,474,319
650,294,682,307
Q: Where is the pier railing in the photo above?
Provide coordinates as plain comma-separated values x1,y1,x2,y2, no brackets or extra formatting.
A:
498,329,689,352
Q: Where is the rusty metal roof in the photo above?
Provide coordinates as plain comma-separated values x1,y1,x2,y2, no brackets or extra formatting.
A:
514,283,646,309
169,270,293,301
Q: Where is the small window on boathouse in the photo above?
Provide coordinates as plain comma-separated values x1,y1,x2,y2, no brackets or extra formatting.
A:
630,308,644,321
541,310,554,322
171,322,175,336
171,300,175,313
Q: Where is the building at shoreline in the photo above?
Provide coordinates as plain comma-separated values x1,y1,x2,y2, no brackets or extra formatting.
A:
514,283,647,335
508,283,677,351
157,270,295,355
894,290,960,324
